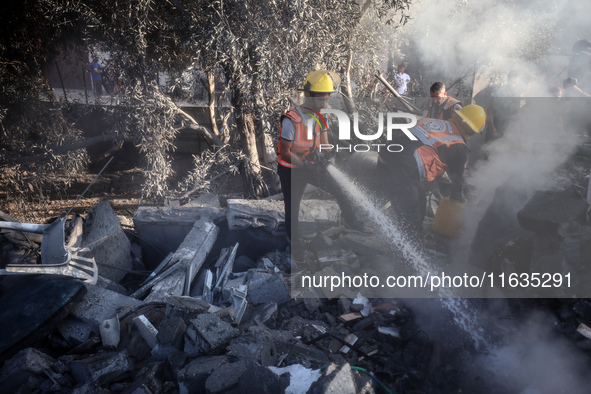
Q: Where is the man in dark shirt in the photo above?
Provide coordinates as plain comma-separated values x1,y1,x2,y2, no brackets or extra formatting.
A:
377,105,486,240
426,82,462,120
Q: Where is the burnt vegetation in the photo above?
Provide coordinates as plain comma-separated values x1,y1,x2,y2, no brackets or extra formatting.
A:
0,0,411,214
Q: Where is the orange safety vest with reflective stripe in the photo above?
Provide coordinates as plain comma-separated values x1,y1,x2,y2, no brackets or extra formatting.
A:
277,107,324,169
426,97,462,120
410,118,466,182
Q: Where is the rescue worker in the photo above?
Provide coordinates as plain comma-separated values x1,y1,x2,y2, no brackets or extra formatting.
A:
277,70,369,252
377,105,486,240
426,82,462,120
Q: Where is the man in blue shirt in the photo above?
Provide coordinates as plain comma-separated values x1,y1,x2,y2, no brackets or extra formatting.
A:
90,55,103,97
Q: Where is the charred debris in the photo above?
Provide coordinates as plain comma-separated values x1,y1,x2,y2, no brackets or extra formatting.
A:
1,140,591,392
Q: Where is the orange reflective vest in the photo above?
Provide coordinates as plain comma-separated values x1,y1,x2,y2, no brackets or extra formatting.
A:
277,107,324,169
426,96,462,120
410,118,466,182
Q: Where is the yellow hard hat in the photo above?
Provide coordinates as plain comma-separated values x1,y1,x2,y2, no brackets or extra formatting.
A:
300,70,341,93
455,105,486,133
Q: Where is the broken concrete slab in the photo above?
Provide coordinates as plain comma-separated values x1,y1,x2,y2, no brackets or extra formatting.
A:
518,190,588,234
81,200,133,283
190,313,239,353
165,296,211,320
237,362,283,394
227,329,278,366
204,359,249,393
133,315,159,349
177,355,229,394
299,199,341,223
221,275,247,303
122,363,163,394
66,215,84,248
226,199,285,234
157,316,186,350
71,283,143,330
246,272,290,305
99,316,120,348
57,317,94,346
144,218,219,302
133,205,224,269
70,350,133,385
184,193,222,208
226,198,341,234
233,254,257,273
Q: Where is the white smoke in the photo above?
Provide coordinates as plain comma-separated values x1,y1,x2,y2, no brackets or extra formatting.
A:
398,0,591,96
477,311,591,393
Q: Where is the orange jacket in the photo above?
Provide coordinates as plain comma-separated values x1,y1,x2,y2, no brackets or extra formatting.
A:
277,107,324,168
411,118,466,182
426,96,462,120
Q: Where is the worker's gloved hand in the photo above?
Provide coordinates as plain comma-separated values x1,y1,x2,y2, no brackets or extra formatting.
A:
315,151,329,168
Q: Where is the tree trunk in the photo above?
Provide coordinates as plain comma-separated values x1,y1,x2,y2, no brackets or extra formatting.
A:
228,71,267,198
206,71,220,137
340,48,357,114
254,112,281,195
238,112,266,197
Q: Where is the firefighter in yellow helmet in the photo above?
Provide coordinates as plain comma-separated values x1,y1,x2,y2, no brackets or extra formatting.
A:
277,70,370,254
377,105,486,240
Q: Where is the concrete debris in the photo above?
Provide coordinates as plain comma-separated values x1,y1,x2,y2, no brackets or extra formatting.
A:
577,323,591,340
81,200,132,283
214,242,239,289
133,205,224,269
7,168,591,394
143,218,219,303
70,351,133,385
339,333,359,354
177,356,229,394
66,215,84,249
229,284,248,323
99,316,120,348
133,315,159,349
352,293,372,317
71,283,143,330
221,275,247,303
157,316,186,351
204,359,249,393
189,313,239,353
228,330,278,366
226,199,286,234
57,317,94,346
246,272,291,305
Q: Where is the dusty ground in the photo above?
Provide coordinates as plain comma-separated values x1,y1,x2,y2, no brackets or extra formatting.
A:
0,147,249,226
0,167,145,225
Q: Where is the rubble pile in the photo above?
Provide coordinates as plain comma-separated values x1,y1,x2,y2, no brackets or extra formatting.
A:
2,137,591,392
0,195,436,393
